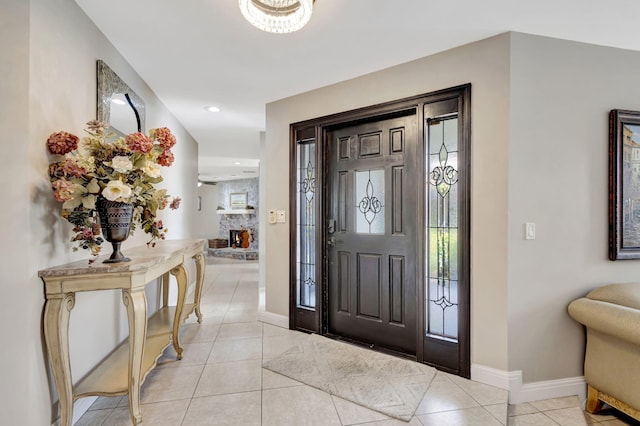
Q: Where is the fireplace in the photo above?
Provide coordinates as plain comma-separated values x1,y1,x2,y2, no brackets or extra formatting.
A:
229,230,242,248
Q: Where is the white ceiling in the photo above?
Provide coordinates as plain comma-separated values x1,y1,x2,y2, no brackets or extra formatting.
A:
74,0,640,182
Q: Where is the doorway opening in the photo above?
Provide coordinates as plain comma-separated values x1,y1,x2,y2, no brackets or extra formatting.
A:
289,85,471,376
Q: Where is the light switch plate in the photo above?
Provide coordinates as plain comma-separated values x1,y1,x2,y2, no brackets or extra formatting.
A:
268,210,277,224
525,222,536,240
276,210,286,223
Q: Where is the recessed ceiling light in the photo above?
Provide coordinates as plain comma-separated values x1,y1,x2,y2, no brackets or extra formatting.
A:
204,106,220,113
111,99,126,105
234,161,241,165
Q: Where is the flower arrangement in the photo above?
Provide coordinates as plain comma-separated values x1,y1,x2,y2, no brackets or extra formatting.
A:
47,120,181,259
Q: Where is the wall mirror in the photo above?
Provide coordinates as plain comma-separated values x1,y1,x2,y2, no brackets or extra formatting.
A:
96,59,145,135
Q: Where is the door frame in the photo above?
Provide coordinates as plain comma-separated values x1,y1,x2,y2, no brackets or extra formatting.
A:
289,84,471,377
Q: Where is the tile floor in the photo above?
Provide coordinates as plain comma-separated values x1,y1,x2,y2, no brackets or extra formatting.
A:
72,257,629,425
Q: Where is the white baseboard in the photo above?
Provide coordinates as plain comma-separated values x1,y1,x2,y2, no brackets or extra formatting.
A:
470,363,514,390
257,310,289,329
51,396,98,426
471,365,586,405
508,370,586,404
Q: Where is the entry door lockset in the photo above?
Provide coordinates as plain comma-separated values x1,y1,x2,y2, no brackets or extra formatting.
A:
328,219,336,234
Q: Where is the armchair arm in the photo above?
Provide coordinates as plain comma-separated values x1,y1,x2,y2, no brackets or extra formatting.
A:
568,298,640,346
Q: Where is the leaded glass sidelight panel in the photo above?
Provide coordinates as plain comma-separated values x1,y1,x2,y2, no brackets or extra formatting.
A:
426,115,459,340
355,169,385,234
296,140,316,309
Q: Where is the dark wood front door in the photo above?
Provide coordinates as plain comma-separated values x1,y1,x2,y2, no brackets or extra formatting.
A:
326,112,418,355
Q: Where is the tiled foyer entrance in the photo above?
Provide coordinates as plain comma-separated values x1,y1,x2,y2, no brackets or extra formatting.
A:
74,258,597,425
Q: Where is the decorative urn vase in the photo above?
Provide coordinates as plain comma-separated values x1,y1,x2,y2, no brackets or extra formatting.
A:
97,198,133,263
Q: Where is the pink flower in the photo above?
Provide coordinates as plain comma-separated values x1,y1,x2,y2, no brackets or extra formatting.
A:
158,150,174,167
159,197,169,210
153,127,176,150
125,132,153,153
170,197,181,210
52,179,74,202
63,157,86,177
47,131,79,155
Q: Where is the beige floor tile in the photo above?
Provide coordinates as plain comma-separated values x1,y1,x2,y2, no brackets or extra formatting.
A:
262,333,309,359
508,412,559,425
543,407,589,425
529,396,581,411
354,416,425,425
88,395,123,410
262,385,342,426
179,322,220,344
182,391,261,425
263,323,293,337
227,300,258,312
448,374,509,405
508,403,539,416
139,365,203,404
484,403,508,425
74,408,112,426
598,419,640,425
331,395,390,425
584,409,625,423
223,309,258,323
216,321,263,340
414,377,480,415
194,359,262,397
418,406,504,425
262,368,304,389
207,336,262,363
102,399,190,426
155,341,213,368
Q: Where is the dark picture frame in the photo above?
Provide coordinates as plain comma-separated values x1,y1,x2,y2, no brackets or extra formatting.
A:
609,109,640,260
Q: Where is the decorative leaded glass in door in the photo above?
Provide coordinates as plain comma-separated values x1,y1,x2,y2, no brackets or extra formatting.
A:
296,140,316,309
426,115,459,340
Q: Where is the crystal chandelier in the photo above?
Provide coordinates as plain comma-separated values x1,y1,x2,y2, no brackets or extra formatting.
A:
238,0,314,34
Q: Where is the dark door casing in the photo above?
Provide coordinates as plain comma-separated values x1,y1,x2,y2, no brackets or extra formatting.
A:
289,84,471,377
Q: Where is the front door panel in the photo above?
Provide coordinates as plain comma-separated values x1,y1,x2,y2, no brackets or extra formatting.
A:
327,113,417,355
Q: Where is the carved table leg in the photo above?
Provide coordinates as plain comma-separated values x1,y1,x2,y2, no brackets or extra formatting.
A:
161,272,170,308
122,289,147,425
170,264,187,360
586,384,605,414
192,252,205,323
44,293,75,426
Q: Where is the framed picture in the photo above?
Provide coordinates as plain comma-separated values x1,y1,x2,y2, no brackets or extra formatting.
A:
609,109,640,260
230,192,248,209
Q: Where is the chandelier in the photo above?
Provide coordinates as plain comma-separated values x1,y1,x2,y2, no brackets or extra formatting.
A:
238,0,314,34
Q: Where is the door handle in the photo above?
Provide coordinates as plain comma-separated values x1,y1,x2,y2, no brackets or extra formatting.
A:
328,236,343,247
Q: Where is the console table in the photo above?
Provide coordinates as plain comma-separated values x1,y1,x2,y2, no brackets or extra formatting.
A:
38,239,206,426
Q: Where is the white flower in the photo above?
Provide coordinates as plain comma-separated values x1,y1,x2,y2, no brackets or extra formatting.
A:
110,155,133,173
141,161,161,178
102,180,132,202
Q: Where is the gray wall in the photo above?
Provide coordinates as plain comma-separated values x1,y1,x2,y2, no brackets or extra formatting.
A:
263,30,640,390
264,34,512,372
195,183,220,239
0,0,199,423
508,33,640,382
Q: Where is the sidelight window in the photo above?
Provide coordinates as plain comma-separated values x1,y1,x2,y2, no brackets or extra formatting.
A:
296,139,316,309
426,115,459,340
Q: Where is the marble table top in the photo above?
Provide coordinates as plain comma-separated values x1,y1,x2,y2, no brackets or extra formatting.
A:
38,239,205,278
